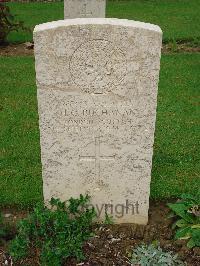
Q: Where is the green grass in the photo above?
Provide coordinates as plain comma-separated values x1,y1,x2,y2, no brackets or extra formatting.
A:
7,0,200,43
108,0,200,42
0,54,199,206
151,53,200,198
7,2,64,43
0,57,43,207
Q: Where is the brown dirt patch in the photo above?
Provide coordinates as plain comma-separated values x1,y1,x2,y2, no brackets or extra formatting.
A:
0,201,200,265
0,42,199,57
0,43,34,56
162,43,200,54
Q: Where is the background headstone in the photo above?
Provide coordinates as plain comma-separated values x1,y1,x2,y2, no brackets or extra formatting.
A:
64,0,106,19
34,18,162,224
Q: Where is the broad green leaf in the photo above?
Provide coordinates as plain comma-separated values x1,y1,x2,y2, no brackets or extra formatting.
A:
187,238,195,248
191,224,200,229
175,227,191,240
175,219,189,228
181,193,200,205
168,203,194,223
191,228,200,247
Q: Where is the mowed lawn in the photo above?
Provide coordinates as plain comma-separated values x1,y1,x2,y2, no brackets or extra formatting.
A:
0,54,199,207
7,0,200,43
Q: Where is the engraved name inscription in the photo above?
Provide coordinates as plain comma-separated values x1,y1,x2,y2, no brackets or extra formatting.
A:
65,108,135,116
62,107,136,131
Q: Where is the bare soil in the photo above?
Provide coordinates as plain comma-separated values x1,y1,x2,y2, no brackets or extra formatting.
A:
0,42,199,56
162,43,200,54
0,42,34,56
0,201,200,265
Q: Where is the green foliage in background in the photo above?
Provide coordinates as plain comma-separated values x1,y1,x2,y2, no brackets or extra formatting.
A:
6,0,200,43
168,194,200,248
0,3,29,44
9,195,96,265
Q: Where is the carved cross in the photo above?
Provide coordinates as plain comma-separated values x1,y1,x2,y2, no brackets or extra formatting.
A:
79,136,115,178
80,2,93,17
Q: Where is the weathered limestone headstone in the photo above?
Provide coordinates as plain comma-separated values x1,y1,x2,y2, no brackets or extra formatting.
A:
34,18,162,224
64,0,106,19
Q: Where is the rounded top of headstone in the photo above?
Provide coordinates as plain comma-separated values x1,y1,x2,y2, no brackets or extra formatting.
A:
34,18,162,35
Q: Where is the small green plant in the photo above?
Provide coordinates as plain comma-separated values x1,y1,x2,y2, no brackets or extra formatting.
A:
0,3,29,44
9,195,96,266
131,242,185,266
169,38,178,53
190,37,200,48
104,213,114,225
168,193,200,248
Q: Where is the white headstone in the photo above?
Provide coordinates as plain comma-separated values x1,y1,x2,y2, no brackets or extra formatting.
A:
34,18,162,224
64,0,106,19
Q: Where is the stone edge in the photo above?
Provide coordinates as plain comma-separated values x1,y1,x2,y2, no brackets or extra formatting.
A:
33,18,162,35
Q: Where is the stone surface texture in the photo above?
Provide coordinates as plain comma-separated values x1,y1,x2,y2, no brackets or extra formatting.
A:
64,0,105,19
34,18,162,224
